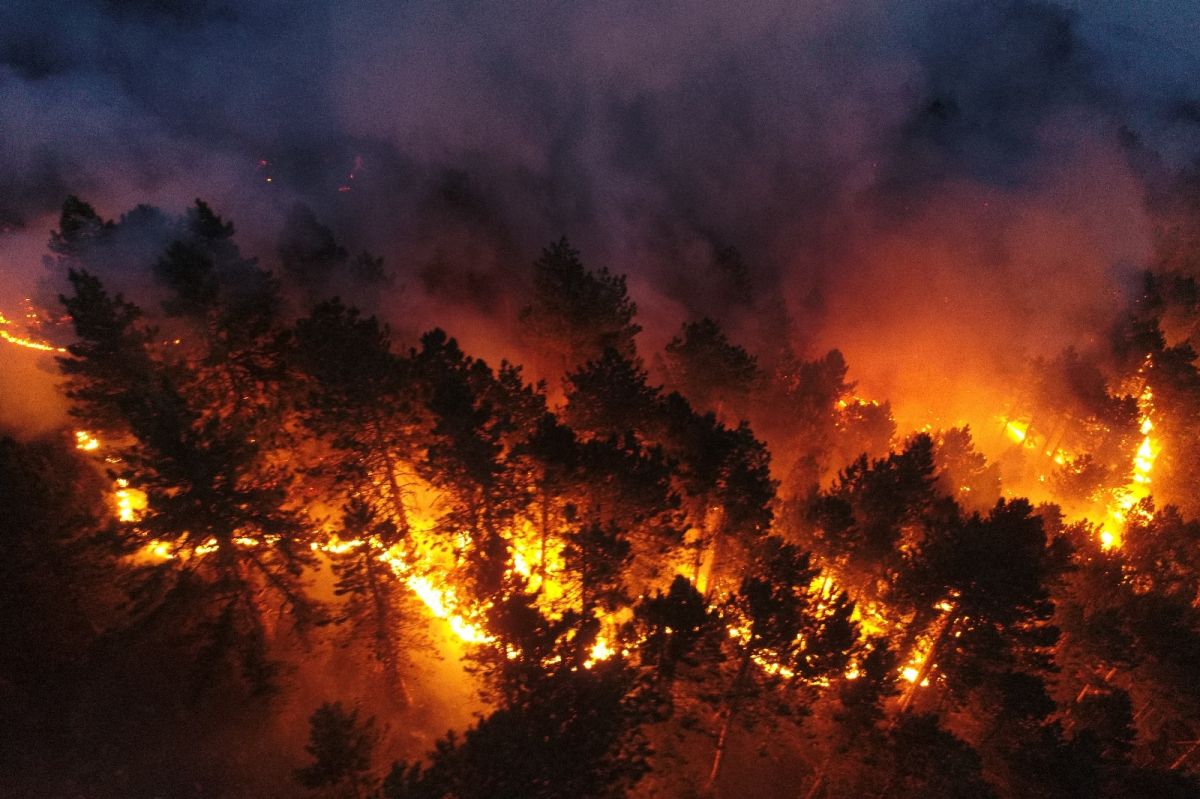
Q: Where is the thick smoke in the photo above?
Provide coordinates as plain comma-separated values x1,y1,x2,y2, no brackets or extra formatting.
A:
2,0,1200,433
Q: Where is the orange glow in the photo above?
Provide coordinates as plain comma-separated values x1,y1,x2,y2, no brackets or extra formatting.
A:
1004,419,1029,444
584,636,615,669
1099,382,1159,550
114,478,146,522
0,312,65,353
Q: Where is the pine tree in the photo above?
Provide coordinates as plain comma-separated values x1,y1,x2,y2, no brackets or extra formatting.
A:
563,519,632,621
48,195,114,258
809,433,945,598
894,499,1069,714
630,574,724,682
330,498,419,705
706,536,859,791
662,317,760,421
757,347,854,491
0,434,111,698
934,426,1002,512
279,203,348,282
566,351,774,594
563,348,663,442
59,269,319,693
877,713,998,799
382,662,652,799
656,394,776,595
292,299,423,536
413,329,539,603
296,702,379,798
519,238,641,373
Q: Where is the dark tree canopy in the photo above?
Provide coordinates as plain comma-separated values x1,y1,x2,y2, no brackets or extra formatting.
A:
519,237,641,371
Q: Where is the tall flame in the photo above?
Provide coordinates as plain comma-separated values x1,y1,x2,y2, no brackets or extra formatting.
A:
1099,384,1159,550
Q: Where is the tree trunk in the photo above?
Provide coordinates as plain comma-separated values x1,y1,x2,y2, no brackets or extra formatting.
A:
897,604,958,715
368,555,411,707
540,486,550,582
802,756,830,799
1172,740,1200,771
692,532,705,589
705,513,726,601
706,651,753,793
379,440,412,538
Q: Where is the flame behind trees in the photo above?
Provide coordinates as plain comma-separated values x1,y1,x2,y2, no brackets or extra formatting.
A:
58,259,320,692
706,537,860,789
0,311,66,353
14,195,1200,796
894,499,1070,713
45,203,828,793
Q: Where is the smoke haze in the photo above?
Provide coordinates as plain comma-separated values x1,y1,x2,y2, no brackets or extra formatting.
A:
3,0,1199,432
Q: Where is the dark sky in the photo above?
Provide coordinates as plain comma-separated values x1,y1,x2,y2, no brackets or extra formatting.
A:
2,0,1200,427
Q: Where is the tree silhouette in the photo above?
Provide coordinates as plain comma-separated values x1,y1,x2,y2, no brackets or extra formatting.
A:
329,498,419,704
520,238,641,373
296,702,378,798
662,317,760,421
59,268,320,693
382,662,651,799
810,432,945,598
48,195,114,258
292,299,423,537
563,348,662,442
895,499,1069,713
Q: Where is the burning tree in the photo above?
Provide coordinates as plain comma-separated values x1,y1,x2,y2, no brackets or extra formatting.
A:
59,265,320,692
705,536,859,791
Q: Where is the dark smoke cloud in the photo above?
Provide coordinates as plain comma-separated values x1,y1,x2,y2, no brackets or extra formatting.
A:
3,0,1200,430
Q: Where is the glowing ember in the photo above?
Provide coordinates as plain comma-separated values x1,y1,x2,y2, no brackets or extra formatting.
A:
1004,419,1029,444
74,430,100,451
584,636,615,668
114,478,146,522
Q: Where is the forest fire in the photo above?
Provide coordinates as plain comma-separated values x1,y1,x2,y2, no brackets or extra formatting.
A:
399,574,493,645
4,203,1198,798
8,4,1200,797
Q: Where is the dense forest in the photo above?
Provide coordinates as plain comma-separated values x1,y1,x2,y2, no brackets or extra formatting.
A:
5,194,1200,799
